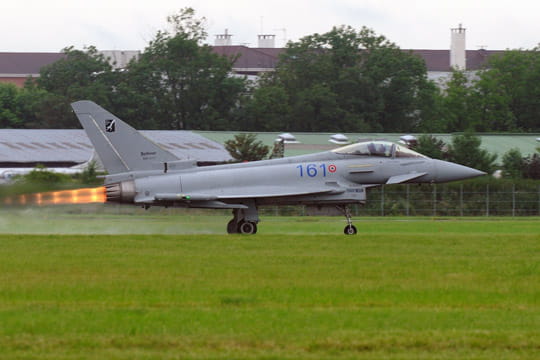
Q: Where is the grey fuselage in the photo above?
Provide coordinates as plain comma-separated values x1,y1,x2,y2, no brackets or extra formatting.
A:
104,148,482,209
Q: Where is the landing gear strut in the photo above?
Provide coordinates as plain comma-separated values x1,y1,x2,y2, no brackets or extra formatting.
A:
337,205,357,235
227,202,259,235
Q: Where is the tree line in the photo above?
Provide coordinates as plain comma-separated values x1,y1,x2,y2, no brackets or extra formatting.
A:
0,8,539,133
412,133,540,179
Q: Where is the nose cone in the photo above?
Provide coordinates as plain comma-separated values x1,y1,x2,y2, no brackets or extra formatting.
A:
433,159,487,183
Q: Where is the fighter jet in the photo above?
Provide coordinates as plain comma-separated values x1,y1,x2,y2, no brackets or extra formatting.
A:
72,100,486,235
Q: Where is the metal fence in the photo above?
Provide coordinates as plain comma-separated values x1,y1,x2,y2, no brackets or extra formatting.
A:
255,183,540,217
355,183,540,217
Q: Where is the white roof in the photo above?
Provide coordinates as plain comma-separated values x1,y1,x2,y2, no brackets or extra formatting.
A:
0,129,232,164
329,133,349,144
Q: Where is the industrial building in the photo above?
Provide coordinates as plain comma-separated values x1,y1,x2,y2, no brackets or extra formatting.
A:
0,52,65,87
0,129,232,169
212,24,504,84
0,26,504,87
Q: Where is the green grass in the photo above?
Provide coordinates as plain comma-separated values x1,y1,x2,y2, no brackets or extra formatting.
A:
1,206,539,235
0,210,538,359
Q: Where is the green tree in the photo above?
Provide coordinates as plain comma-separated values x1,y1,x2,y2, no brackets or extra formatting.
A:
13,81,50,128
523,154,540,179
241,85,290,131
475,48,540,131
447,133,497,173
76,161,101,185
6,166,74,195
501,148,525,178
439,70,476,132
256,26,437,132
27,46,116,128
415,81,445,133
0,83,22,128
224,133,269,162
37,46,113,99
120,8,245,130
413,134,446,159
166,7,207,42
21,167,71,185
470,68,516,131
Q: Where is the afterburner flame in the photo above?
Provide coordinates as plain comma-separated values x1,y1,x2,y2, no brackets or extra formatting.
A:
3,187,106,206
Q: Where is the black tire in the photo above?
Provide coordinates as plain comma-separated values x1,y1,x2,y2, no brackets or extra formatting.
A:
227,219,238,234
238,221,257,235
344,224,357,235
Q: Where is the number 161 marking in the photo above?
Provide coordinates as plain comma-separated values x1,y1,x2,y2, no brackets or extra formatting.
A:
296,163,337,177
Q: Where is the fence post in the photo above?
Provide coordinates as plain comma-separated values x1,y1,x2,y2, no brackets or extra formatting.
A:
406,184,410,216
381,186,385,216
460,184,464,217
486,184,490,217
433,185,437,216
512,184,516,217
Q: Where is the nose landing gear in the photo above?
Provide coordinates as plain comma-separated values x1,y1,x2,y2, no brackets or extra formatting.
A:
337,205,358,235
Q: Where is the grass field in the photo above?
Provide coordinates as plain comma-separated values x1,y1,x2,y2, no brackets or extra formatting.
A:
0,208,538,359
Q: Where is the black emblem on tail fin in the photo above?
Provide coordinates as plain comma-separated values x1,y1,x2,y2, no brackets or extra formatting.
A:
105,119,116,132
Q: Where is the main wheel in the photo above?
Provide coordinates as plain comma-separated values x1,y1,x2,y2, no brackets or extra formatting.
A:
344,224,357,235
238,221,257,235
227,219,238,234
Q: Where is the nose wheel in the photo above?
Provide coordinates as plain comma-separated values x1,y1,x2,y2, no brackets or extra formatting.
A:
344,224,357,235
337,205,358,235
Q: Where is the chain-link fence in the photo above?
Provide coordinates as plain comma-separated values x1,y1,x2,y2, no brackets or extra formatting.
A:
356,183,540,216
258,182,540,217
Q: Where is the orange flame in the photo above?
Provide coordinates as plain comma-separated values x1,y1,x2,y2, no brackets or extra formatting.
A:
3,186,106,206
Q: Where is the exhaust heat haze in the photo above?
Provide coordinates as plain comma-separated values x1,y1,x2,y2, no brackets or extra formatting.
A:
2,187,106,206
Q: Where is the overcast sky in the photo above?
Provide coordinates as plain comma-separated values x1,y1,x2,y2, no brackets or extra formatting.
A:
1,0,539,52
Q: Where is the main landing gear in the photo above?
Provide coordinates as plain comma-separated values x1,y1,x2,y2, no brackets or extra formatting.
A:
227,203,259,235
227,219,258,234
337,205,358,235
226,202,357,235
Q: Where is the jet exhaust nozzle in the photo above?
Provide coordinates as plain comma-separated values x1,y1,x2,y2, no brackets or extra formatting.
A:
105,181,136,203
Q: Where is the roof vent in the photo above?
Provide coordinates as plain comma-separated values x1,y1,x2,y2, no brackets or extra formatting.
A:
329,134,349,144
399,134,418,147
258,34,275,48
215,29,233,46
275,133,299,143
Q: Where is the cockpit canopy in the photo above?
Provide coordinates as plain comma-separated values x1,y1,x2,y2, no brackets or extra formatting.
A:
332,141,427,158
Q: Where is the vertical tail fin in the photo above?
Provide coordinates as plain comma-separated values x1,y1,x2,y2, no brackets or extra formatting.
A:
72,100,179,174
